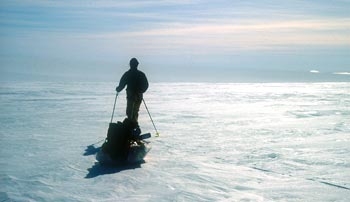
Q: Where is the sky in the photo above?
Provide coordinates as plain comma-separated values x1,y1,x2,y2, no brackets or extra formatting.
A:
1,0,350,82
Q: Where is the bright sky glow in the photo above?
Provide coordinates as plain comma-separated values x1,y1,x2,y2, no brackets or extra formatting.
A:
1,0,349,82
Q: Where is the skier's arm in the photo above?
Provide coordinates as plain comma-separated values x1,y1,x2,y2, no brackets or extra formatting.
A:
116,72,127,92
140,73,149,93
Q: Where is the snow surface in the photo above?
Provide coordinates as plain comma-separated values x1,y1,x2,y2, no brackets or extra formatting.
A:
1,82,350,201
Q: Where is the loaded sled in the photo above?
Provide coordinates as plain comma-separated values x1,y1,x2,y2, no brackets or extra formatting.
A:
96,118,151,165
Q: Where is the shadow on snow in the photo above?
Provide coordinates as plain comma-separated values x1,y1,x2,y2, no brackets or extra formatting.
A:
83,144,101,156
83,144,144,179
85,161,144,179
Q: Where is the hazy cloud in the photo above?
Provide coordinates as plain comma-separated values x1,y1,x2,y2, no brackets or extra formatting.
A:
83,18,350,54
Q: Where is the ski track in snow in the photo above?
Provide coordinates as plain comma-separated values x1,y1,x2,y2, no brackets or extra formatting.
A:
1,82,350,201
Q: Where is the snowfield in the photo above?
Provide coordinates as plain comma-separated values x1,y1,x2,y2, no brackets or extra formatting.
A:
1,82,349,201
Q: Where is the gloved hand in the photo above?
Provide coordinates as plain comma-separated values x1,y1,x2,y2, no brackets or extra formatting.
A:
116,86,122,92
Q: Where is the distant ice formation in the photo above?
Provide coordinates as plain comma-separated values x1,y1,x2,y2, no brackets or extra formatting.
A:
310,70,319,73
333,72,350,75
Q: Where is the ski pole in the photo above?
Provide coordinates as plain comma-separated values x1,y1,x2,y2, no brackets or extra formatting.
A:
110,92,118,123
142,98,159,137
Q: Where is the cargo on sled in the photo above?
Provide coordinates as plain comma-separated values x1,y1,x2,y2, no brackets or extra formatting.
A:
96,118,151,166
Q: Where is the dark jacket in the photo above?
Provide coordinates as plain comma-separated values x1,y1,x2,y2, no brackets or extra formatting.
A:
117,69,148,96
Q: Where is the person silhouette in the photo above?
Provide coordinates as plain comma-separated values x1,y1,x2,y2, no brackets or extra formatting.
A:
116,58,149,128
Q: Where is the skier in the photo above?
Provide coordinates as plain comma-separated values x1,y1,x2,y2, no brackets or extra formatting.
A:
116,58,149,129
